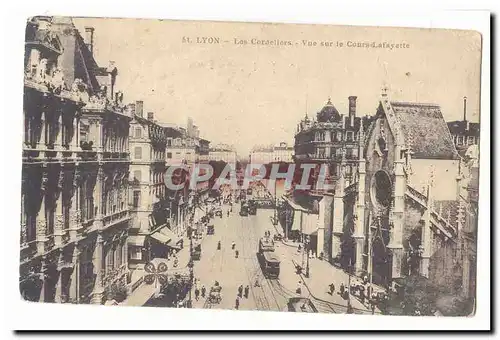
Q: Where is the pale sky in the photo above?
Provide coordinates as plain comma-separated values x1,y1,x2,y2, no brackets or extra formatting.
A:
73,18,482,157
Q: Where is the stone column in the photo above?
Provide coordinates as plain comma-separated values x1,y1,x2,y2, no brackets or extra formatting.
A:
72,115,80,151
354,153,367,274
37,170,49,255
420,171,435,278
94,167,105,230
55,112,63,150
69,168,81,240
332,174,344,258
54,267,63,303
388,158,406,280
38,264,47,303
54,169,65,247
96,120,104,153
91,234,104,304
37,111,47,149
69,245,80,303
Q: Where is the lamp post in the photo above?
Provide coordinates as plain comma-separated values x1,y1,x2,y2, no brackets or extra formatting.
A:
186,225,194,308
347,265,353,314
305,235,310,278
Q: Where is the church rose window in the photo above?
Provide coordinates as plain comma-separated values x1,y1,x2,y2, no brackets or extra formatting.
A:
371,170,392,209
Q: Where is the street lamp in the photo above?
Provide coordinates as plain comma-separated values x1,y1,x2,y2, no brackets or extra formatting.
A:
186,225,194,308
305,235,310,278
346,264,354,314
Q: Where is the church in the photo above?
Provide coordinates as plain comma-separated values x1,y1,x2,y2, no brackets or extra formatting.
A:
339,87,476,302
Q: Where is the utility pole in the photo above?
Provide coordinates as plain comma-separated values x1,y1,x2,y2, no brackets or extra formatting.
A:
368,213,374,314
273,179,278,225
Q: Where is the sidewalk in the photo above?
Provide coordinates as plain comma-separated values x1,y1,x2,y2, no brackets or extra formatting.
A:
292,256,382,314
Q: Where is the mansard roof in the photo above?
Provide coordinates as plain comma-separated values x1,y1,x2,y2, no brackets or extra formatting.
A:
317,98,341,123
386,101,460,160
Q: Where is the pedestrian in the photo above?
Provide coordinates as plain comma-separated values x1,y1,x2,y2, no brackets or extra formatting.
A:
254,278,260,287
195,287,200,301
296,281,302,295
201,285,206,298
235,296,240,310
244,285,249,298
232,241,236,250
238,285,243,297
235,249,239,258
329,283,335,295
340,283,345,296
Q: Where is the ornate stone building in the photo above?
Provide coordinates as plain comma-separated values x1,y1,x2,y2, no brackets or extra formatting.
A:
20,16,132,305
279,97,372,260
345,87,474,300
128,106,183,273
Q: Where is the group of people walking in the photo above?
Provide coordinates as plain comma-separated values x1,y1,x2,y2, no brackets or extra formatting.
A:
235,284,250,310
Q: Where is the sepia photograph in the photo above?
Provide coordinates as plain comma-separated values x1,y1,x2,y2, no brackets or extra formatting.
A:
19,15,482,319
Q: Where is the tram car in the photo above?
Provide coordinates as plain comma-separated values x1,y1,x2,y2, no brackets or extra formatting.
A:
258,251,280,279
258,236,275,253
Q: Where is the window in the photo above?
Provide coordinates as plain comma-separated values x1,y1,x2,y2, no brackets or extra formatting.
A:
134,127,142,138
352,148,359,159
457,136,464,146
331,148,336,157
134,146,142,159
346,148,353,159
317,147,326,158
167,138,172,146
336,131,342,141
316,132,325,141
467,136,475,145
346,131,354,142
133,191,140,208
130,247,142,260
167,152,172,159
106,247,114,274
133,170,141,182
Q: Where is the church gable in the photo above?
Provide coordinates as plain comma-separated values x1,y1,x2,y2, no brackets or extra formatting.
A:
390,102,459,160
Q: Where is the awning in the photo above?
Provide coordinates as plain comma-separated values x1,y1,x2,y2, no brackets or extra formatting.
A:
302,212,319,235
128,235,146,247
120,279,160,307
150,231,171,244
292,210,302,231
158,227,184,247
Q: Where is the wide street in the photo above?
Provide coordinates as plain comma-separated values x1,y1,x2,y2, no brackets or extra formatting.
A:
189,201,359,313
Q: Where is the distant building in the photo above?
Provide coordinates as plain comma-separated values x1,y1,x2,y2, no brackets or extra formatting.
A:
250,142,294,165
209,143,237,169
271,142,294,163
447,97,480,157
164,118,211,235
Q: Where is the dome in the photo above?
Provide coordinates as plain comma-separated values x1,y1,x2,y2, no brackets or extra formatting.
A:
317,98,341,123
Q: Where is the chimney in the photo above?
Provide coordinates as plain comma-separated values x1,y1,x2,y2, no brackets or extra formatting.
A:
84,27,95,55
135,101,144,117
463,96,467,122
147,112,154,121
128,103,136,115
348,96,357,126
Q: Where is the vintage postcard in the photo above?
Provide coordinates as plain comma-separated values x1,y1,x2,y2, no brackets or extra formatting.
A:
20,16,481,317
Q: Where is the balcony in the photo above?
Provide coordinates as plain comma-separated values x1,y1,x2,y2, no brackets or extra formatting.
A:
24,71,86,104
102,210,130,229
